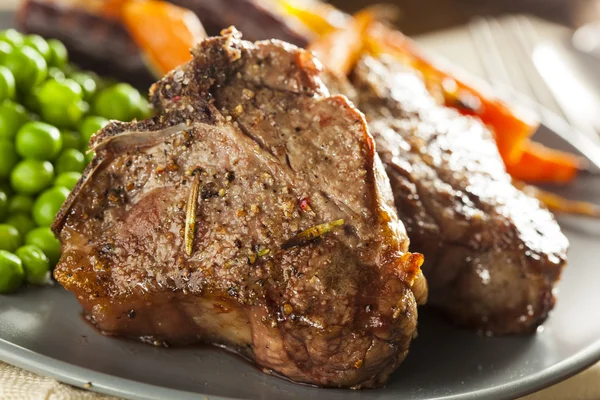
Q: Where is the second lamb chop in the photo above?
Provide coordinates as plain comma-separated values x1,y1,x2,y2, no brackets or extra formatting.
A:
351,56,568,334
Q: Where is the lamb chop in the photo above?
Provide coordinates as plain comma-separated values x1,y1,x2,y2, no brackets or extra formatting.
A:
52,29,427,388
350,56,568,334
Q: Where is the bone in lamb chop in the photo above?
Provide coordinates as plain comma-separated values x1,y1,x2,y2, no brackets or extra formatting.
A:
52,29,427,388
350,56,568,335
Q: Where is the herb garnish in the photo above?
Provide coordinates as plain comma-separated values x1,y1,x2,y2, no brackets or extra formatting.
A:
185,175,201,256
281,219,345,249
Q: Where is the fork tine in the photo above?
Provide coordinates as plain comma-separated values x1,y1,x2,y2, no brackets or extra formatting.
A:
470,15,600,139
516,16,600,140
467,16,600,171
502,15,566,121
468,17,513,90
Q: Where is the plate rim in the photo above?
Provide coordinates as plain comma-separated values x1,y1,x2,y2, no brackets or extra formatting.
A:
0,337,235,400
0,313,599,400
1,9,600,400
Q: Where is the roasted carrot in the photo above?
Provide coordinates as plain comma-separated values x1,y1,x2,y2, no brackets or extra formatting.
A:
121,0,206,76
513,181,600,217
98,0,128,19
308,9,375,77
278,0,347,36
505,140,583,184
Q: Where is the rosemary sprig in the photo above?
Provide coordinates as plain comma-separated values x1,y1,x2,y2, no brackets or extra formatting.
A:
185,175,201,256
281,219,345,249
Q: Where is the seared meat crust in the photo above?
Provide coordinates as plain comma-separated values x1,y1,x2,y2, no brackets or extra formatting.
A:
53,30,426,388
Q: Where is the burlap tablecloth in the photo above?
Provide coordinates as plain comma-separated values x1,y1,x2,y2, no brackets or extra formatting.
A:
0,0,598,399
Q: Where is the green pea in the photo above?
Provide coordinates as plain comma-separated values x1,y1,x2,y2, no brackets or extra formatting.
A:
47,39,67,68
54,148,85,174
77,100,90,114
93,83,144,121
0,250,24,293
0,140,19,181
0,181,12,196
60,130,82,150
0,41,13,64
22,35,51,63
45,101,88,130
0,66,16,102
15,121,63,160
135,97,153,121
48,67,66,81
3,46,47,93
69,72,96,102
91,74,108,94
15,245,50,285
8,194,34,214
10,160,54,195
22,85,41,113
60,63,75,76
0,30,24,48
38,77,82,100
32,186,70,226
36,79,85,128
0,224,21,252
25,227,60,266
54,172,81,191
0,189,7,222
5,213,35,237
79,116,108,149
0,101,29,141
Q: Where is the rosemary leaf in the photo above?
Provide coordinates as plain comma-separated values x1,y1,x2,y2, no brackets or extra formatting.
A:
257,248,270,257
281,219,345,250
184,174,201,256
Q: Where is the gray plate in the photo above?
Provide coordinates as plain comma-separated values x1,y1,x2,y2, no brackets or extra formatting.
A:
1,11,600,400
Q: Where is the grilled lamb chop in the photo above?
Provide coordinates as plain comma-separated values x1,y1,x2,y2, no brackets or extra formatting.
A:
350,56,568,335
52,29,427,388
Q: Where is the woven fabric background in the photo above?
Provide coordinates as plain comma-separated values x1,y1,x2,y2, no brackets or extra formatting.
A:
0,361,117,399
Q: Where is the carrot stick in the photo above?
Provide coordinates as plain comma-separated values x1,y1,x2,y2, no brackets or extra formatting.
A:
99,0,128,19
308,9,374,77
278,0,347,36
505,140,583,184
121,0,206,76
514,181,600,217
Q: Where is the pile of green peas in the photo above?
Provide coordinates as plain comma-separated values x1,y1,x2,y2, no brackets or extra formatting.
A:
0,29,152,294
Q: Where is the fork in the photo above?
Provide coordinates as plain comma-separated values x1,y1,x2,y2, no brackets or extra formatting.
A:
468,15,600,171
